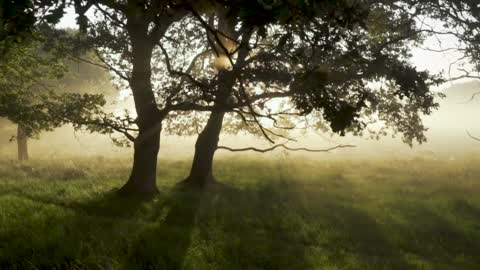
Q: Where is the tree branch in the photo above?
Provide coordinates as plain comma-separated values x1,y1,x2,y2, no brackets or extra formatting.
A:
94,49,130,81
217,143,356,153
459,92,480,104
157,42,207,89
467,130,480,141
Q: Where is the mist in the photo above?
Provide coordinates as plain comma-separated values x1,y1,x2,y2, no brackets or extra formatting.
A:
2,1,480,269
2,80,479,161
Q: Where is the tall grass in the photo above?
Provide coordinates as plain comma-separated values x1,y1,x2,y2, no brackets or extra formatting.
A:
0,156,479,269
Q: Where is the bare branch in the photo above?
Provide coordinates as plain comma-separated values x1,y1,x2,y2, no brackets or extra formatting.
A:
467,130,480,141
168,102,217,112
217,143,356,153
54,113,137,142
459,92,480,104
418,47,466,53
149,9,188,45
448,70,480,82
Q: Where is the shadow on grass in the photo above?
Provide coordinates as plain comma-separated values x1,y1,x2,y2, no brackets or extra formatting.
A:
453,199,480,222
1,178,479,269
190,179,414,270
195,182,313,270
121,181,312,270
0,187,170,269
119,184,208,270
5,187,154,219
0,180,408,269
390,201,480,268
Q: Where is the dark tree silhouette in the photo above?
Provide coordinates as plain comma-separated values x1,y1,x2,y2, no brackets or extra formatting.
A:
3,0,480,192
172,1,444,187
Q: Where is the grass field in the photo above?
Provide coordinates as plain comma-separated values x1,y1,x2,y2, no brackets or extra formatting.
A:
0,156,479,270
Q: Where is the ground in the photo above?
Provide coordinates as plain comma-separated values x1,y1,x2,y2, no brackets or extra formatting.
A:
0,156,479,270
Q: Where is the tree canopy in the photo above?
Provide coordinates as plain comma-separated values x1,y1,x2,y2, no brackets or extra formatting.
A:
2,0,480,193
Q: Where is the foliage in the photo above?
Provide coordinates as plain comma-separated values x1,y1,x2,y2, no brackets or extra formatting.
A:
0,0,66,54
0,37,64,137
0,0,479,147
0,0,35,53
154,1,445,146
0,33,112,141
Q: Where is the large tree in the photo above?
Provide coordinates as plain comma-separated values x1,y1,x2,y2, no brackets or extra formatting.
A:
152,1,444,187
56,0,211,195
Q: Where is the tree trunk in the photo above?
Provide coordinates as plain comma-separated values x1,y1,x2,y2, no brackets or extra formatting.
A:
17,125,28,161
183,67,235,188
118,127,161,196
183,20,252,188
118,51,162,196
183,110,225,187
118,14,163,196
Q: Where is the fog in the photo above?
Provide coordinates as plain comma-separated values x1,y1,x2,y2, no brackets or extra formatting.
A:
2,11,479,161
1,80,479,161
4,3,480,269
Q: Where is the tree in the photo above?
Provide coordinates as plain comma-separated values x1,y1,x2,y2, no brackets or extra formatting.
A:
155,0,443,187
0,30,109,161
1,4,112,161
0,36,62,161
13,0,215,195
75,0,192,195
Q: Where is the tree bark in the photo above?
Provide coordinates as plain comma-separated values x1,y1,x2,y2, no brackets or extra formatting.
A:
119,127,161,196
183,16,252,188
183,69,234,188
118,10,163,196
118,61,162,195
17,125,28,161
183,110,225,187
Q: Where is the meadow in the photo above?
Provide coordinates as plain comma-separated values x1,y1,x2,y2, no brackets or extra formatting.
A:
0,156,479,270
